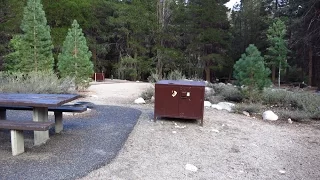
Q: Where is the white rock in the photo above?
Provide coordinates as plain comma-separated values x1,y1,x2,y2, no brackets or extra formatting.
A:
262,110,278,121
90,94,98,98
211,129,220,133
134,97,146,104
172,131,177,134
150,96,155,103
288,118,293,124
175,125,186,129
279,170,286,174
217,102,235,112
204,101,212,107
211,104,223,110
185,164,198,172
243,111,250,117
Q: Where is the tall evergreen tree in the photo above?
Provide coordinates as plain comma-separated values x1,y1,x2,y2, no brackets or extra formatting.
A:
186,0,230,81
0,0,25,70
5,0,54,72
58,20,93,88
265,18,289,87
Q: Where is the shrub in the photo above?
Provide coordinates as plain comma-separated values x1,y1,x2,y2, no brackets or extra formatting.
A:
211,83,243,102
148,72,162,83
166,70,186,80
262,88,293,106
276,109,313,121
234,103,265,114
141,86,155,100
0,71,76,94
262,88,320,114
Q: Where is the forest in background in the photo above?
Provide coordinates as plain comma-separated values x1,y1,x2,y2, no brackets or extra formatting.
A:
0,0,320,88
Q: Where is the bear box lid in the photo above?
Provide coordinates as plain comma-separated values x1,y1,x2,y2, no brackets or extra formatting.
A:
156,80,205,87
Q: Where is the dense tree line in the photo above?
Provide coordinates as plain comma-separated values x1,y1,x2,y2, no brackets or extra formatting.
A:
0,0,319,88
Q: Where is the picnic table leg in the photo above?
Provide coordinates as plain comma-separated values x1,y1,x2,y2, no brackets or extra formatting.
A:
33,107,49,146
11,130,25,156
54,111,63,133
0,109,6,120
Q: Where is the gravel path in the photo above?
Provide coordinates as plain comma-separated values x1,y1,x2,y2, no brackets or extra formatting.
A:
80,81,320,180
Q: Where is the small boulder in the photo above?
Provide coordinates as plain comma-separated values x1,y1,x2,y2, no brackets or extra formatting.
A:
134,97,146,104
185,164,198,172
204,101,212,107
150,96,155,103
212,104,223,110
243,111,250,117
217,102,235,112
262,110,278,121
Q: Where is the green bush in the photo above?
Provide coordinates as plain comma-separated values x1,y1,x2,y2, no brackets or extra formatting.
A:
0,71,76,94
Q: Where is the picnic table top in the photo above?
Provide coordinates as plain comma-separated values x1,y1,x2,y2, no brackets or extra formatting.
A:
0,93,80,107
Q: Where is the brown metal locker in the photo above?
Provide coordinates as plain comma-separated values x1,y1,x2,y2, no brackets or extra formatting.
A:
154,80,205,126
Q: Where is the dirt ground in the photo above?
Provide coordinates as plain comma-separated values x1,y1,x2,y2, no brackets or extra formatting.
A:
79,80,320,180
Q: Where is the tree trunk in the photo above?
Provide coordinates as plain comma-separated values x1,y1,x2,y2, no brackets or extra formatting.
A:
204,66,210,82
272,64,276,83
156,49,163,79
278,61,281,88
308,47,313,86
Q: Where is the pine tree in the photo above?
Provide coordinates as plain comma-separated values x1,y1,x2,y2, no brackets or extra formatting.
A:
265,18,289,88
186,0,230,81
58,20,93,88
6,0,54,72
233,44,271,100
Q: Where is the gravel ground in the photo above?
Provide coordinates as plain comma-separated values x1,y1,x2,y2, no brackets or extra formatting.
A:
1,80,320,180
80,80,320,180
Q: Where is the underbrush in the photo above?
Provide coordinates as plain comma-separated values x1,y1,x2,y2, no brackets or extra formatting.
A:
142,71,320,121
0,71,76,94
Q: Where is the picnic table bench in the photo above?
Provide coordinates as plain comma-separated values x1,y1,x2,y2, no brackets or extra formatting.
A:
0,104,87,133
0,120,54,156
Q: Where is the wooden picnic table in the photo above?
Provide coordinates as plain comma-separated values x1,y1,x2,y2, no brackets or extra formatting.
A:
0,93,80,145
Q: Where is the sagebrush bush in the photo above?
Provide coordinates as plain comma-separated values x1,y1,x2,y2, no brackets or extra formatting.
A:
262,88,293,106
211,83,243,102
262,88,320,114
0,71,76,94
167,70,186,80
148,72,162,83
276,109,313,121
234,103,265,114
141,86,155,100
